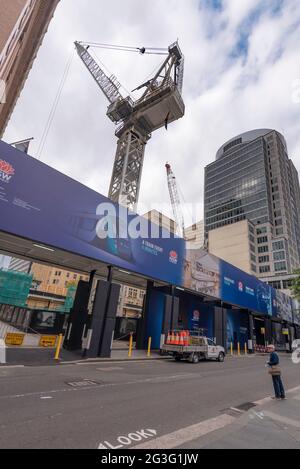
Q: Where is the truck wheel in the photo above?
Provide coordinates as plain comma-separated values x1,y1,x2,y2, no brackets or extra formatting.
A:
190,353,199,364
174,355,181,362
218,352,225,363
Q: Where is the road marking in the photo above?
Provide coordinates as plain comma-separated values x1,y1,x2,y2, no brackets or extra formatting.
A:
255,386,300,406
96,367,123,371
254,396,272,406
133,414,235,449
98,429,157,449
263,411,300,428
40,396,53,400
253,411,265,420
286,385,300,394
229,407,245,414
0,373,197,400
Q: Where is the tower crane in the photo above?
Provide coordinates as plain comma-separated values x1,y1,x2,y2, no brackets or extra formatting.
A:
75,40,185,211
165,162,185,239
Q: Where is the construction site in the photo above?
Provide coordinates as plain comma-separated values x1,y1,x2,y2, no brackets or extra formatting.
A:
0,33,299,363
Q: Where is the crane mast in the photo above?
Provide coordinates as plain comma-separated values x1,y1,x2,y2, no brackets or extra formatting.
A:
165,163,185,239
75,40,185,211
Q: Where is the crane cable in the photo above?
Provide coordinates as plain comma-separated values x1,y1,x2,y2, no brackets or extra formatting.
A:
79,41,168,55
37,48,75,160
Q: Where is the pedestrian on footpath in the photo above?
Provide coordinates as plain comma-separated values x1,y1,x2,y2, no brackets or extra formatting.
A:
267,345,286,400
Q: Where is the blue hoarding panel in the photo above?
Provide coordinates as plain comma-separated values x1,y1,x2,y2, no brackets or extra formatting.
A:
220,260,276,317
0,141,184,286
145,289,165,349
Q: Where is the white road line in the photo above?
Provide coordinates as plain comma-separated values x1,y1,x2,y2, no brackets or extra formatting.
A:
263,411,300,429
255,385,300,406
254,397,272,406
133,414,236,449
286,385,300,394
96,367,124,371
0,373,197,400
229,407,245,414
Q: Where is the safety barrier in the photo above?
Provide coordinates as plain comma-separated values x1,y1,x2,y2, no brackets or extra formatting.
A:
230,342,249,356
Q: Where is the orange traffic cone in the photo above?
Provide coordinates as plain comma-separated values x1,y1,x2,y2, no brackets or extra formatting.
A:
166,332,171,345
179,333,184,346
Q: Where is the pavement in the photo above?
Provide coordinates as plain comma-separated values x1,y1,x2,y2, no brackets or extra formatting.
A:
2,344,169,367
0,353,299,449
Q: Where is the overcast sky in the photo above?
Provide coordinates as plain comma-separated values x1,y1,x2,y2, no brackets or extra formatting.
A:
3,0,300,226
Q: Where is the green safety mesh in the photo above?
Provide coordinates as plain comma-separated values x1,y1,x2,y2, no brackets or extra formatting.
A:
0,270,33,306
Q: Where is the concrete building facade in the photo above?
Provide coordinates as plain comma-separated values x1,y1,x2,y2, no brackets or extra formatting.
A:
184,220,204,249
208,219,256,275
0,0,60,136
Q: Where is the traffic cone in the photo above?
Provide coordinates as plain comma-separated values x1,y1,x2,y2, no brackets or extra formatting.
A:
166,332,171,345
183,331,189,346
179,333,184,346
174,333,180,345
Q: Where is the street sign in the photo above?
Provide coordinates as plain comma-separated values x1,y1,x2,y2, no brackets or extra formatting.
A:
5,333,25,346
39,336,57,348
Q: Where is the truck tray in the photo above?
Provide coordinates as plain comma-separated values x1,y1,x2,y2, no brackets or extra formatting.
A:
161,344,208,353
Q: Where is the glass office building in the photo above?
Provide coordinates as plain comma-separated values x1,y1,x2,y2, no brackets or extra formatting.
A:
204,129,300,277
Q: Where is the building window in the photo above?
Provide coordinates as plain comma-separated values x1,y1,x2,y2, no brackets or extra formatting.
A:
251,264,257,273
276,228,284,236
269,280,281,289
282,279,293,289
259,255,270,263
257,227,267,235
273,251,285,261
258,236,268,244
273,241,284,251
274,262,287,272
259,266,271,273
258,245,269,253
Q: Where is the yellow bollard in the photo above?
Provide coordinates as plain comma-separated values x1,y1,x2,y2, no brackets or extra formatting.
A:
128,333,133,358
54,334,63,361
244,342,248,355
230,342,233,356
238,342,241,356
147,337,152,358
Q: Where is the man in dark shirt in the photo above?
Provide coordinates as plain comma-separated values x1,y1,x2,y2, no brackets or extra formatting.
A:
267,345,286,400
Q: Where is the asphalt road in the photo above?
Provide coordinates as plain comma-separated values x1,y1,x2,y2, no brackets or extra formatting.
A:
0,354,299,449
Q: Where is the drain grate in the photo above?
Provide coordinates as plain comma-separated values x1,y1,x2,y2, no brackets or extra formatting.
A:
67,380,100,388
221,402,257,417
236,402,257,412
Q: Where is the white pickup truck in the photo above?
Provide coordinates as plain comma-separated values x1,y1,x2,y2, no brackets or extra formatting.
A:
161,336,225,364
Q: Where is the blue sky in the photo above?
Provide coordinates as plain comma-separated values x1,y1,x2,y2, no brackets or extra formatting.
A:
3,0,300,227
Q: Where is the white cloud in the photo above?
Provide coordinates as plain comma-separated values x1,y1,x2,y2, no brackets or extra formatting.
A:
3,0,300,226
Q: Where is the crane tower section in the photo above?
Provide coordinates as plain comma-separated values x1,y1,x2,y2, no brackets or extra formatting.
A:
165,163,185,239
75,41,185,211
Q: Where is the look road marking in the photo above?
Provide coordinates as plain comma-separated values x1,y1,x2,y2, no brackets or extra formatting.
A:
133,414,235,449
98,429,157,449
